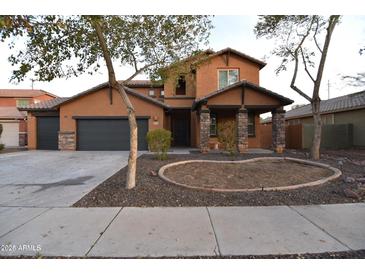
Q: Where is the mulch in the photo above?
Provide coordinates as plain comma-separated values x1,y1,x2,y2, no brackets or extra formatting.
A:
73,149,365,207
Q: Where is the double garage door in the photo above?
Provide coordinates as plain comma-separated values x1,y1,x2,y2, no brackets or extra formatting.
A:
77,118,149,151
37,117,148,150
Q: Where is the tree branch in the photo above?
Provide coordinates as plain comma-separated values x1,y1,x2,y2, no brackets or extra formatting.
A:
299,47,315,83
313,18,323,54
288,17,315,103
312,15,340,100
89,17,135,112
122,63,157,85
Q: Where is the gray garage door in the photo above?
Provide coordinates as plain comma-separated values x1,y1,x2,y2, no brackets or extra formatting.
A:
37,116,60,150
77,118,149,151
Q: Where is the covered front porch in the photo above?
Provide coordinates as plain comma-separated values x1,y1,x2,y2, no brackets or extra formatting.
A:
193,81,293,153
198,105,286,153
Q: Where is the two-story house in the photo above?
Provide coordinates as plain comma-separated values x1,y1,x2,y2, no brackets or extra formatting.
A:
0,89,57,147
21,48,293,152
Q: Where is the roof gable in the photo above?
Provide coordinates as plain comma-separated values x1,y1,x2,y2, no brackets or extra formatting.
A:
201,47,267,69
192,80,293,110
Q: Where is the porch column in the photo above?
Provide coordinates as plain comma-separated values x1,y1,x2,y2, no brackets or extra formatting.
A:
272,108,286,153
199,106,210,153
236,107,248,153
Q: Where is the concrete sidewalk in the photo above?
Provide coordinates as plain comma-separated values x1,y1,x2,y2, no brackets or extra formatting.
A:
0,203,364,257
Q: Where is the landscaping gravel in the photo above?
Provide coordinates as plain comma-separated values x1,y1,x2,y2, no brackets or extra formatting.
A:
73,149,365,207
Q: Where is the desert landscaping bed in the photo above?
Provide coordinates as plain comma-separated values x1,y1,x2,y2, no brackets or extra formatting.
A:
73,149,365,207
160,158,338,191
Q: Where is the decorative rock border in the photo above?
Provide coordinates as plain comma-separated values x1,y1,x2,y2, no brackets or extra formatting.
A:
158,157,342,192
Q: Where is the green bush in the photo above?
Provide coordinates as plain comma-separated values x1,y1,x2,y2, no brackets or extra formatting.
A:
146,129,172,160
217,120,237,155
0,144,4,151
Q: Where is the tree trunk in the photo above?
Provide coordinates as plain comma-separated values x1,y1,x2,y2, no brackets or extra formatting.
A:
311,98,321,160
309,15,339,160
91,17,137,189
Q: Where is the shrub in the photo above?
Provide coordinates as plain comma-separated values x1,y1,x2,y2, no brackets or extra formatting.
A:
217,120,237,155
146,129,172,160
0,144,4,151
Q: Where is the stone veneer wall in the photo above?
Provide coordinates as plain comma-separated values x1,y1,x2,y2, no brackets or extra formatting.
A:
236,107,248,153
58,131,76,150
199,108,210,153
272,109,286,153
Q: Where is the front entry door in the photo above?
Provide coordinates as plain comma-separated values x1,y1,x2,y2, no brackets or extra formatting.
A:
172,110,190,147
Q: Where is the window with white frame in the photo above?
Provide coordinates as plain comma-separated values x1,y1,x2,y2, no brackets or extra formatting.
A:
148,89,155,97
218,69,239,89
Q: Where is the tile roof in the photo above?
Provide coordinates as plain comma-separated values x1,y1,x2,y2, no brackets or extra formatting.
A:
124,80,163,88
0,89,57,98
192,80,294,110
285,90,365,119
204,47,267,69
21,81,170,111
19,97,69,111
0,106,25,119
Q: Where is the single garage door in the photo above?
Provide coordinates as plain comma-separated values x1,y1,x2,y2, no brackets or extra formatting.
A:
37,116,60,150
77,118,149,151
0,121,19,147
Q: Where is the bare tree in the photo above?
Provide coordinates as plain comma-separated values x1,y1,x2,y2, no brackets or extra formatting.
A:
255,15,340,159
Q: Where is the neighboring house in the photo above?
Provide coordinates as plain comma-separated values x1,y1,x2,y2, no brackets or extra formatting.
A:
0,89,57,147
261,90,365,148
21,47,293,152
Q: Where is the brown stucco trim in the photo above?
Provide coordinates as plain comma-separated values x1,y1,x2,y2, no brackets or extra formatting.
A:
72,116,150,120
57,83,170,110
194,48,267,69
192,80,294,110
31,111,59,117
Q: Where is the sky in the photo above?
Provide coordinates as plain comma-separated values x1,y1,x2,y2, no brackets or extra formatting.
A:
0,15,364,114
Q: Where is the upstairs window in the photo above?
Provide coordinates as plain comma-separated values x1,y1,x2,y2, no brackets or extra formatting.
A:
248,112,255,137
16,99,29,108
160,90,165,97
218,69,239,89
175,75,186,95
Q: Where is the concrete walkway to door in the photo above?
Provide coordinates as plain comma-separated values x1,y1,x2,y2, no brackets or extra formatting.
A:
0,203,364,257
0,151,142,207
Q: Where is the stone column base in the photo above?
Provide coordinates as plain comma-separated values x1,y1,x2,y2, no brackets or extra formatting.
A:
199,108,210,153
58,131,76,150
272,109,286,154
237,107,248,153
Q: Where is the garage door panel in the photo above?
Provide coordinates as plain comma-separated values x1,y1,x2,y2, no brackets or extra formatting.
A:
77,119,148,151
0,122,19,147
37,117,59,150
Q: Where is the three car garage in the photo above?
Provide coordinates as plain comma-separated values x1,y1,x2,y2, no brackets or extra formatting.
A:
36,116,149,151
24,83,167,151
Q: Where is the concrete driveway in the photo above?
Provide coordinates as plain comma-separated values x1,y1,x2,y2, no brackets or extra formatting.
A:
0,151,134,207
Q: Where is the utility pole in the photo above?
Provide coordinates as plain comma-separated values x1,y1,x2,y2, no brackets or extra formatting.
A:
31,79,35,90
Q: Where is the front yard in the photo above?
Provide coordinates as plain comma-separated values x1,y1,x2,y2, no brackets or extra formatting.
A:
73,149,365,207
